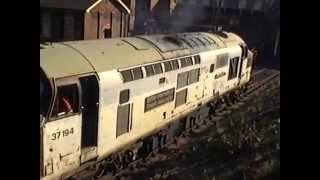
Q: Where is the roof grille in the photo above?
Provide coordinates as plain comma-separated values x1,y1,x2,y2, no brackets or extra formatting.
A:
163,36,183,47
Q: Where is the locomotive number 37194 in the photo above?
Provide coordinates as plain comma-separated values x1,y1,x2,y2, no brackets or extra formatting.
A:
51,128,74,141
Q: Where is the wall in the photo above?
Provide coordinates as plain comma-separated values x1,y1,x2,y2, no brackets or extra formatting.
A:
122,0,136,34
84,0,132,40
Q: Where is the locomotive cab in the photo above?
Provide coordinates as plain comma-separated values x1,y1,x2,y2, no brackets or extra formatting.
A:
40,69,100,179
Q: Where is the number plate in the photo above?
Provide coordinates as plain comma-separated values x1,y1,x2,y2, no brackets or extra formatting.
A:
51,128,74,141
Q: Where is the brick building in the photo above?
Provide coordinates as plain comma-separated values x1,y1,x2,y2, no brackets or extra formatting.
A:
40,0,135,42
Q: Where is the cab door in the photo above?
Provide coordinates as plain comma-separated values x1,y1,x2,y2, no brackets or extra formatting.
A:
42,79,82,177
79,75,99,164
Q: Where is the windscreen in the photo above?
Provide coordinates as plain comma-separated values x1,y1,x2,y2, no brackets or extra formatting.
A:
40,69,52,118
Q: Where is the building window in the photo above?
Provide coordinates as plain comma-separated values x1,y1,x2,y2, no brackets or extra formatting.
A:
175,89,188,107
41,13,51,38
64,14,75,40
119,89,130,104
51,84,79,119
145,88,175,112
104,28,112,38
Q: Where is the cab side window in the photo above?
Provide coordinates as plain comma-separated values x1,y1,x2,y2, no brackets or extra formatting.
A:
52,84,79,118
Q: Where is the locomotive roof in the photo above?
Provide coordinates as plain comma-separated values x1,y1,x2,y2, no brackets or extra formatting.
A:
40,32,244,79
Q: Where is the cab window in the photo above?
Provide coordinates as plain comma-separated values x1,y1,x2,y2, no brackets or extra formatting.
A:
40,69,52,118
51,84,79,119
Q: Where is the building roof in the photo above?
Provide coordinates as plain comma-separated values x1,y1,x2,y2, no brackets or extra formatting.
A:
40,0,97,10
40,32,244,79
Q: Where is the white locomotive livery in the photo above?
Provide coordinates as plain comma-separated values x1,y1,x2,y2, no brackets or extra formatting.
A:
40,31,253,180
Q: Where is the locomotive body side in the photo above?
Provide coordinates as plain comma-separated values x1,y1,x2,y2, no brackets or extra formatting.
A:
95,44,246,162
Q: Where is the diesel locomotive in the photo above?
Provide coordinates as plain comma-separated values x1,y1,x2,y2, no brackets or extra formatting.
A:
40,31,253,180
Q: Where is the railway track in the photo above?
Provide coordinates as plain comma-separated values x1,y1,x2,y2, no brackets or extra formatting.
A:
92,68,280,180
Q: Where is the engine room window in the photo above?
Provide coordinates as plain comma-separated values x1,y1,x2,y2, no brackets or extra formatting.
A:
177,68,200,89
120,89,130,104
194,55,201,64
216,53,229,69
177,71,188,89
52,84,79,118
132,67,143,80
175,89,188,107
188,68,200,84
180,58,187,67
164,61,173,72
171,60,179,70
121,70,133,83
153,63,163,74
210,64,215,73
145,65,155,76
186,57,193,66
